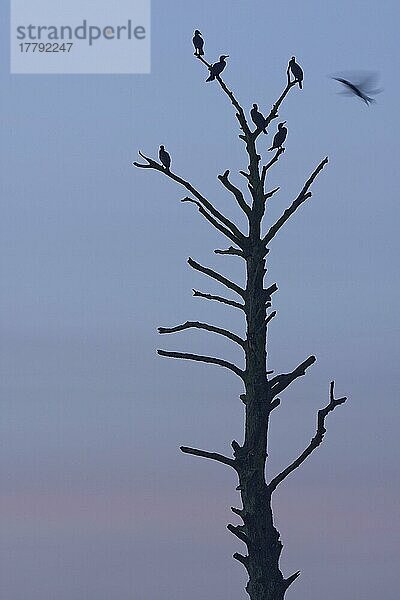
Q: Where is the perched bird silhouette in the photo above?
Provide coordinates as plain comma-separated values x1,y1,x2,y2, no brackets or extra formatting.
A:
268,122,287,151
206,55,229,82
159,145,171,170
250,104,267,134
192,30,204,56
331,72,382,105
288,56,304,89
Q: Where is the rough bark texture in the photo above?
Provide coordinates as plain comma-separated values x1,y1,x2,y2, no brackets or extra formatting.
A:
234,124,287,600
134,47,347,600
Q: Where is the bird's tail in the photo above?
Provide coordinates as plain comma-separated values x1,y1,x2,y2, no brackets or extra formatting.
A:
298,81,303,89
199,49,204,56
206,74,214,82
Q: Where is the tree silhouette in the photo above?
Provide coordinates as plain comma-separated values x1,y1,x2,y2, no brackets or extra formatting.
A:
134,42,347,600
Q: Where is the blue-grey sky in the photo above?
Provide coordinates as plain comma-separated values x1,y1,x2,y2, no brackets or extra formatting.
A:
1,1,399,599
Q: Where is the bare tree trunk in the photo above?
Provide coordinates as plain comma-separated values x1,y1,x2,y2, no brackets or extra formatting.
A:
231,152,288,599
134,44,347,600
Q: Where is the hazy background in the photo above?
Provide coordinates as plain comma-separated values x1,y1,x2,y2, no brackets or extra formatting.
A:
1,1,399,598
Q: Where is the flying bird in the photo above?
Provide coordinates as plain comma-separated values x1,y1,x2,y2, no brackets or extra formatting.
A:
206,55,229,82
331,72,382,105
288,56,304,89
268,122,287,151
159,145,171,170
250,104,268,134
193,30,204,56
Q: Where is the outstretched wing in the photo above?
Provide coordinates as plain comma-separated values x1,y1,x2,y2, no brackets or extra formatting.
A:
332,71,383,96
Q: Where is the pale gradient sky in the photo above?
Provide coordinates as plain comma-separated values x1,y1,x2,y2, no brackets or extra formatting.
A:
1,1,399,599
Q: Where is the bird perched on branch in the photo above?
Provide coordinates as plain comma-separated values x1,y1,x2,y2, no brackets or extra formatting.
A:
206,55,229,82
250,104,267,134
192,30,204,56
268,122,287,151
159,145,171,170
331,72,382,105
288,56,304,89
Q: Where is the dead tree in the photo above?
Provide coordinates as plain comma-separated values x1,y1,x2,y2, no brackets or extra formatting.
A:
134,47,347,600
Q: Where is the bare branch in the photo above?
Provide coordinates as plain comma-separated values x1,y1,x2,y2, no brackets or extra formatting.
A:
268,382,347,492
217,76,252,136
181,197,241,245
284,571,301,591
196,58,264,203
180,445,236,469
263,158,329,246
269,355,316,397
231,440,245,457
264,187,280,201
188,257,245,298
239,170,251,181
134,151,245,242
157,349,245,380
247,69,297,145
270,398,281,411
196,56,251,137
218,170,251,216
264,283,278,303
227,524,249,544
158,321,245,348
265,310,277,325
261,149,285,186
192,289,245,311
260,76,297,137
132,150,159,169
214,246,244,257
233,553,249,568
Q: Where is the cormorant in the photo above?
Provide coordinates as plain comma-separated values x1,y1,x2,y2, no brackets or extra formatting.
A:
288,57,304,89
206,55,229,82
193,30,204,56
159,145,171,170
331,73,382,105
268,122,287,151
250,104,267,134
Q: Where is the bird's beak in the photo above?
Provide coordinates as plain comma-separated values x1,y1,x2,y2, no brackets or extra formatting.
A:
282,121,287,124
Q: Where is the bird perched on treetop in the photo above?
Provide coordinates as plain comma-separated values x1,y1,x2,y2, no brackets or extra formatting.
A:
159,145,171,170
288,57,304,89
268,122,287,151
206,55,229,82
250,104,268,134
193,30,204,56
331,72,382,105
